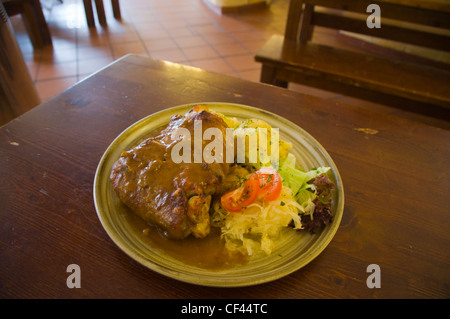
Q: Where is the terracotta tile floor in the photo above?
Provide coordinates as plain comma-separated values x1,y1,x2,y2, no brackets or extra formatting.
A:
8,0,449,129
12,0,282,102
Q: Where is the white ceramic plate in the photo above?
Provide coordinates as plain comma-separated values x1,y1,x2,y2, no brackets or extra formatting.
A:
93,102,344,287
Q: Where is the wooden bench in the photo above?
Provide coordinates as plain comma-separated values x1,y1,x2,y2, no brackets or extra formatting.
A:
255,0,450,120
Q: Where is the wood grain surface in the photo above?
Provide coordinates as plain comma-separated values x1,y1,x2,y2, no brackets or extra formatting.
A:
0,55,449,299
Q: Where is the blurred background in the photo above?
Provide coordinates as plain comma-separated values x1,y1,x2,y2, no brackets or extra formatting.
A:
1,0,449,128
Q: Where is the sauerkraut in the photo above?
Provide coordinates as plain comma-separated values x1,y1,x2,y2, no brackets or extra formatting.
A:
211,185,314,256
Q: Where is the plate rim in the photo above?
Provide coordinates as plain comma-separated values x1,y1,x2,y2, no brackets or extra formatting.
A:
93,102,345,287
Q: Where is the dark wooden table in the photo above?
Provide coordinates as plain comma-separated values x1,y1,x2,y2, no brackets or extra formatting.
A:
0,55,449,299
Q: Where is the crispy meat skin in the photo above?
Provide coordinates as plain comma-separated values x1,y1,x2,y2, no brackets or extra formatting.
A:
110,107,229,239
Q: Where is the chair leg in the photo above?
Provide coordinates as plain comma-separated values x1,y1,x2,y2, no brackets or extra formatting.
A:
82,0,121,27
31,0,52,45
111,0,121,20
260,65,288,88
82,0,95,27
94,0,106,26
21,2,44,48
299,4,314,43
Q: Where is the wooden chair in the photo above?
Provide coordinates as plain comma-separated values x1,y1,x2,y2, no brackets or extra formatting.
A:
255,0,450,119
82,0,121,27
1,2,40,124
1,0,52,48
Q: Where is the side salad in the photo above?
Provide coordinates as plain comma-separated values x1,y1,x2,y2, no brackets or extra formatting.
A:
211,115,335,256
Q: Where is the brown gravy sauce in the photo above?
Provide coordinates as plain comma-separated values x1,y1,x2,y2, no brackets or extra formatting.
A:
124,206,249,270
119,121,249,270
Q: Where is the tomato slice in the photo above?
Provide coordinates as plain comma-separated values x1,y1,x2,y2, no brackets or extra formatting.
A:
254,168,282,202
221,168,282,213
220,174,259,213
